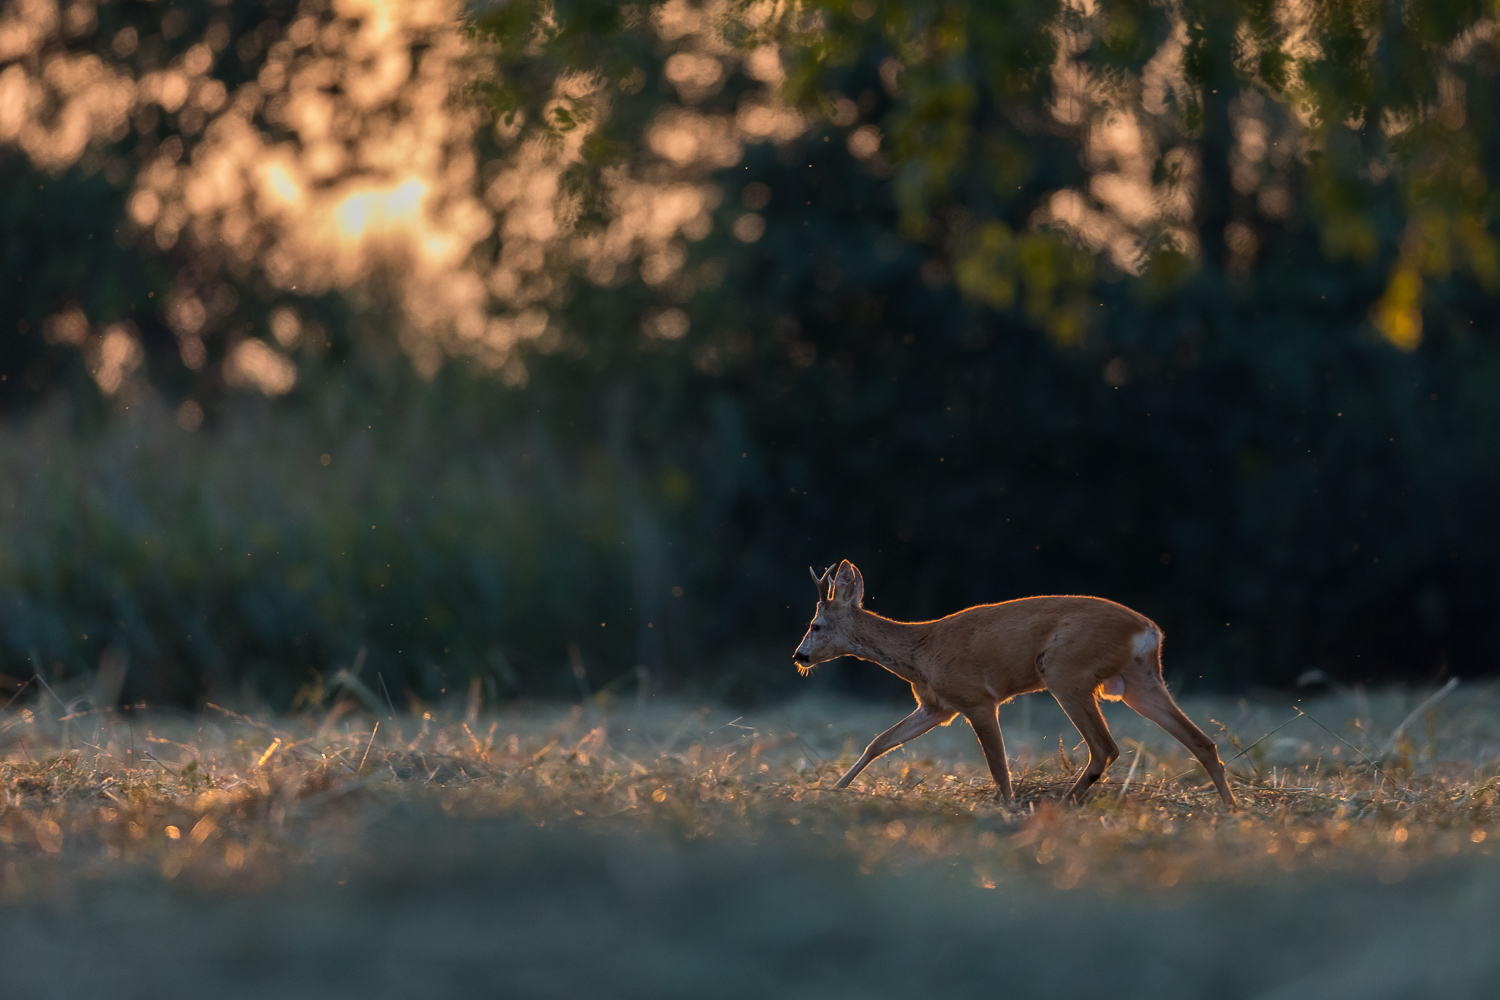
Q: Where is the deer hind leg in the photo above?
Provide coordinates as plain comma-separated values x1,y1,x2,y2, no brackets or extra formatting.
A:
1120,671,1236,807
1049,684,1120,803
963,707,1013,803
833,703,957,790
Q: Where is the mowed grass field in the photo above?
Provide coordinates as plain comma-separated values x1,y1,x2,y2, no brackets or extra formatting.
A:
2,683,1499,998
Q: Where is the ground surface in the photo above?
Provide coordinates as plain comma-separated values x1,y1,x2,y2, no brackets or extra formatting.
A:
1,684,1498,998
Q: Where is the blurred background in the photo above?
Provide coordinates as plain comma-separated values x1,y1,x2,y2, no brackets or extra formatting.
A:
2,0,1497,709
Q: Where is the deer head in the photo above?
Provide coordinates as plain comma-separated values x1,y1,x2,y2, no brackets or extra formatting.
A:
792,559,865,675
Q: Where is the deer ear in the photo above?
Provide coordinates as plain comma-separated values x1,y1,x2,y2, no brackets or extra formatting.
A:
832,560,864,607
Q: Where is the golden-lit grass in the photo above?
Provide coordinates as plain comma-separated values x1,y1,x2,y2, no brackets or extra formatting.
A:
2,684,1496,899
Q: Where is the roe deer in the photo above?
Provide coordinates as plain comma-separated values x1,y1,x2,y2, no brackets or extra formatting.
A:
792,560,1235,806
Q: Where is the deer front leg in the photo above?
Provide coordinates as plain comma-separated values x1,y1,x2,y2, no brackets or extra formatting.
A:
964,708,1014,802
833,703,956,789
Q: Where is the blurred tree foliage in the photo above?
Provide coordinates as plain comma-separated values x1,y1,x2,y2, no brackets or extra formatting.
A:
4,0,1500,705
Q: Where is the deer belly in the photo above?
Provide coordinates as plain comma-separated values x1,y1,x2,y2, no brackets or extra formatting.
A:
980,668,1047,704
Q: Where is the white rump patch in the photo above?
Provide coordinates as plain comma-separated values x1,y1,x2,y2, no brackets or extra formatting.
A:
1100,675,1126,700
1131,627,1160,657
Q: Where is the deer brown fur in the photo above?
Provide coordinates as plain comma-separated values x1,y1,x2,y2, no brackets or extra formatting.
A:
792,560,1235,806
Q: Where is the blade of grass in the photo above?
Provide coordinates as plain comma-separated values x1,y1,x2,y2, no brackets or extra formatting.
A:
1384,678,1459,757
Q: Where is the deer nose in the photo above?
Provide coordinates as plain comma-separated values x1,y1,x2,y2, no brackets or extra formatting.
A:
792,651,809,663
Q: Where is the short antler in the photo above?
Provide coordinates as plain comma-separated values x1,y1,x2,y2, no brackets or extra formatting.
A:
809,565,833,601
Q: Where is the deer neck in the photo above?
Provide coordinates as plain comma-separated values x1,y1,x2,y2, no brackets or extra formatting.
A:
848,610,927,683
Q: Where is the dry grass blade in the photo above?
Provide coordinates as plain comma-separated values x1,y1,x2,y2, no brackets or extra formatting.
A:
1385,678,1460,756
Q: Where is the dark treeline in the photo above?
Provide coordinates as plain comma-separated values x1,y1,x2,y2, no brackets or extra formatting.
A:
2,0,1497,706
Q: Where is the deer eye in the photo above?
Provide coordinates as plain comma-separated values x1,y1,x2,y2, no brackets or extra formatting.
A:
810,624,822,633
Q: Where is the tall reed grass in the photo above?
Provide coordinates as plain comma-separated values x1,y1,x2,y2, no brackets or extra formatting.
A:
0,379,709,707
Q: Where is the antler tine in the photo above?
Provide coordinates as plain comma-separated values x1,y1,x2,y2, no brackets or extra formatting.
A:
810,565,834,600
